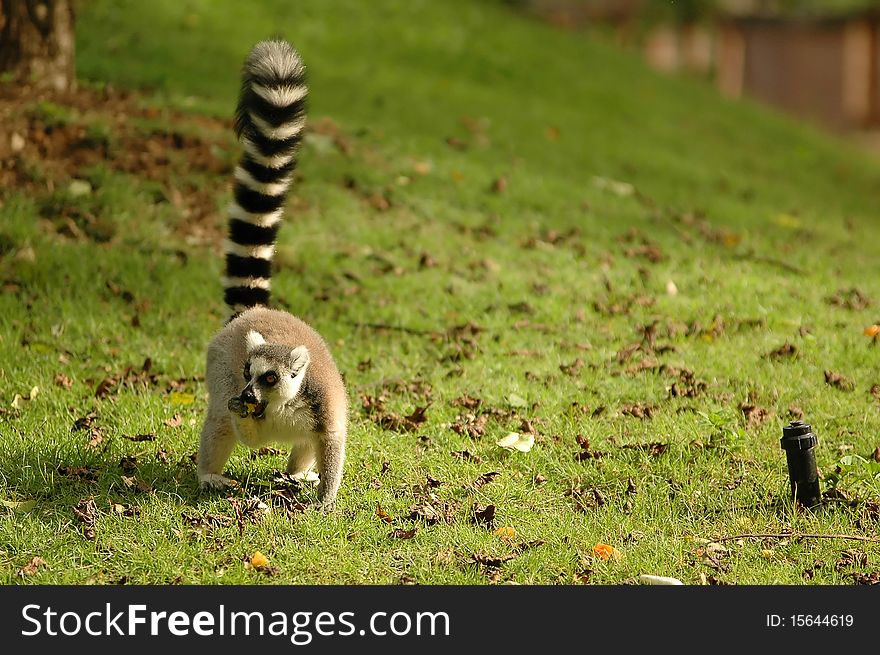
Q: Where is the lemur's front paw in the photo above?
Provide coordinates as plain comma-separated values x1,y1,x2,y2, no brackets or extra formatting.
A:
312,486,336,512
227,397,249,418
199,473,239,491
312,498,336,513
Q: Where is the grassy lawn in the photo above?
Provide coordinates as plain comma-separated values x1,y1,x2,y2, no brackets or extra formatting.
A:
2,0,880,585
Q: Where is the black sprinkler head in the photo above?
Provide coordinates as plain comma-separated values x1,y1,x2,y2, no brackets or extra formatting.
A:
780,420,821,508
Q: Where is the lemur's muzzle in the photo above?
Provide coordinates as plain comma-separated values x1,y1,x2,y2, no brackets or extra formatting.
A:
228,384,267,419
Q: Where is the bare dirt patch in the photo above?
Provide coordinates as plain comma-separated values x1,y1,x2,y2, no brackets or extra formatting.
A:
0,80,234,243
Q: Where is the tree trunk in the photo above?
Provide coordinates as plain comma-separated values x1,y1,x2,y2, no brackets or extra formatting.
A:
0,0,76,92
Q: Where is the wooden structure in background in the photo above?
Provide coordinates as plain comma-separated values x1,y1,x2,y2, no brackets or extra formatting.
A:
716,12,880,129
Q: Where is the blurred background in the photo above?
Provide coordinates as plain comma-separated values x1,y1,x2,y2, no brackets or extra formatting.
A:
518,0,880,142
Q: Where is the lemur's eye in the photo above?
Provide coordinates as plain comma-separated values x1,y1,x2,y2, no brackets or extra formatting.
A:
243,365,251,381
263,372,278,386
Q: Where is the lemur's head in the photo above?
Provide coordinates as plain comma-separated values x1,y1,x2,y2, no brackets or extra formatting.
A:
228,330,310,419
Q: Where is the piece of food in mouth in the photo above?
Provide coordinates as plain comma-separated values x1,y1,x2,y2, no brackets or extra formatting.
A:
246,403,258,414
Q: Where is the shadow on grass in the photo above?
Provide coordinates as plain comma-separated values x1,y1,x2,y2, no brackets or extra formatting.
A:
4,444,317,533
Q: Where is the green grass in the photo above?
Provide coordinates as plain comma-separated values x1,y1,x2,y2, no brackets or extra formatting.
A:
2,0,880,585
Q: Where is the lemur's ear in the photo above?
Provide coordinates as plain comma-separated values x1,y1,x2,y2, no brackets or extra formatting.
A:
245,330,266,352
290,346,310,375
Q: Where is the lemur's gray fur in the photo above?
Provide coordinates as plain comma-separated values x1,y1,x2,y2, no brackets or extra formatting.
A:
198,40,348,510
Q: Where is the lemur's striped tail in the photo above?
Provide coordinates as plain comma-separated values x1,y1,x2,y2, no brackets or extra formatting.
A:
224,40,307,316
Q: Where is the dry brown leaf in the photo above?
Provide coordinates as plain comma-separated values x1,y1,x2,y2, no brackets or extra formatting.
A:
376,505,394,523
17,556,47,578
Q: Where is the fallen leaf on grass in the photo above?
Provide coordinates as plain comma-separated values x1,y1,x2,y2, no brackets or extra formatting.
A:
390,527,418,540
269,489,308,515
424,474,442,488
559,358,584,377
110,502,140,517
404,405,430,427
668,368,707,398
826,288,871,310
593,176,634,197
54,373,73,389
626,356,662,375
164,414,183,428
836,548,868,569
624,243,664,263
849,571,880,585
765,342,798,360
496,432,534,452
72,412,98,432
376,504,394,524
409,494,458,525
575,569,592,583
470,552,517,568
94,378,116,399
620,403,655,420
802,560,826,581
451,450,483,464
169,392,195,405
73,498,98,540
229,497,270,529
57,465,99,482
567,486,606,512
472,472,500,489
17,556,47,578
621,442,668,457
185,502,235,539
575,435,605,461
123,433,156,442
824,370,855,392
120,475,153,493
119,455,137,471
451,413,489,439
698,573,735,585
72,412,105,449
864,325,880,338
471,503,496,527
740,403,771,426
1,498,37,512
451,394,482,410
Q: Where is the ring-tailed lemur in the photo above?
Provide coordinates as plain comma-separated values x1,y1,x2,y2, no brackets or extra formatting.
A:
198,40,348,511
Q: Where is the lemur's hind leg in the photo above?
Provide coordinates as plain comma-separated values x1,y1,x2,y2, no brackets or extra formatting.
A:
286,440,317,483
198,409,237,489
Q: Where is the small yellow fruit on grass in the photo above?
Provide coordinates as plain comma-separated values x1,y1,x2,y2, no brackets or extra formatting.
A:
250,551,269,569
493,526,516,539
593,543,623,561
